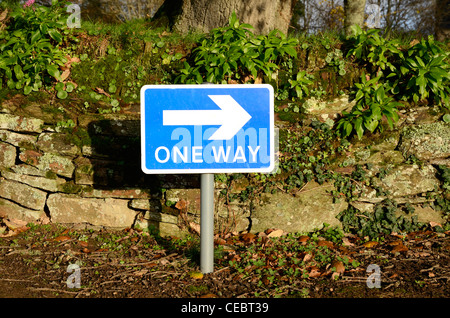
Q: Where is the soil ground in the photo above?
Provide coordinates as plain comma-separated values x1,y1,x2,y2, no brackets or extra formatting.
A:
0,223,448,310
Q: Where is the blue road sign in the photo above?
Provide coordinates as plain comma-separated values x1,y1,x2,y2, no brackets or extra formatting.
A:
140,84,274,174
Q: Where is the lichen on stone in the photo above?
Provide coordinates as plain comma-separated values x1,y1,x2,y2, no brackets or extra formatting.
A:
399,122,450,160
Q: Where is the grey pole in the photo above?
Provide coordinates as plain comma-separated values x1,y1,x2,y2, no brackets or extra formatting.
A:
200,82,215,274
200,173,214,274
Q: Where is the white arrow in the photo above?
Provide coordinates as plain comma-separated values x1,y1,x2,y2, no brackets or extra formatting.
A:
163,95,252,140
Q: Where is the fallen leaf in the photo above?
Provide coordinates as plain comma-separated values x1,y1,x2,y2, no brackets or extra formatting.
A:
414,252,430,257
144,262,158,268
391,244,408,253
133,269,149,277
241,232,256,243
342,237,354,247
317,240,334,248
0,226,29,238
215,237,227,245
388,240,403,247
363,241,379,248
52,235,71,242
0,9,8,22
78,240,89,248
409,39,420,47
175,199,188,210
81,247,91,253
267,229,284,238
331,260,345,274
429,221,443,228
61,69,70,81
189,271,204,279
261,275,271,286
228,254,241,262
3,218,28,230
95,87,110,97
298,235,310,243
189,222,200,235
302,252,313,262
308,267,322,278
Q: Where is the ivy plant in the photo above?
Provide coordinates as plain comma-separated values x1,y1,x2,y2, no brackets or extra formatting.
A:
0,0,73,94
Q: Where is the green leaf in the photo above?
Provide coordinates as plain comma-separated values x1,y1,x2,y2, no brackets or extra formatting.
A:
111,99,119,107
364,118,378,133
416,75,427,97
14,64,24,80
57,90,68,99
229,11,239,28
443,114,450,123
415,56,425,68
283,46,297,58
55,82,64,91
355,117,364,140
342,121,351,137
48,29,62,43
40,23,48,35
375,87,384,103
66,82,75,93
24,85,32,95
355,89,364,101
47,64,61,81
30,30,41,45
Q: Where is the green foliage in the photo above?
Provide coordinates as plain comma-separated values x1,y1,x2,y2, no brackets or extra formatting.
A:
288,70,314,100
325,49,347,76
0,0,74,94
336,73,401,139
436,165,450,193
271,120,348,192
175,12,298,84
347,26,450,108
337,200,422,238
346,25,403,76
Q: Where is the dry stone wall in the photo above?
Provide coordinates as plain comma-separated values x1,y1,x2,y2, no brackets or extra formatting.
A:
0,104,449,237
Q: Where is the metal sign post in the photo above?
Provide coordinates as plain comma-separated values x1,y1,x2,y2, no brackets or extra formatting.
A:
200,173,214,273
200,82,214,274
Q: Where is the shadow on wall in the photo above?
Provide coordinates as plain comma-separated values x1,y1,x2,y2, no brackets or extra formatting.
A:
82,117,200,234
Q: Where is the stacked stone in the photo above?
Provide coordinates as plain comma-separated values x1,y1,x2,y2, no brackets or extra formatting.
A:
1,105,449,237
0,111,183,236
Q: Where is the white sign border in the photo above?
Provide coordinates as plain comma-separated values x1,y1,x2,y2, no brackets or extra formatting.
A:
140,84,275,174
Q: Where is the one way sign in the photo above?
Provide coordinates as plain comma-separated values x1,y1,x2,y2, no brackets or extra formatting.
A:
140,84,274,174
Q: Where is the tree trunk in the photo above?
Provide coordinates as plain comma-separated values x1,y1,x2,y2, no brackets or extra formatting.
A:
436,0,450,41
344,0,367,35
152,0,295,35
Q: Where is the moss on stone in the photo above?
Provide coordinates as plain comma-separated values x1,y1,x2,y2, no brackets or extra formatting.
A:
45,170,58,180
59,181,83,194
